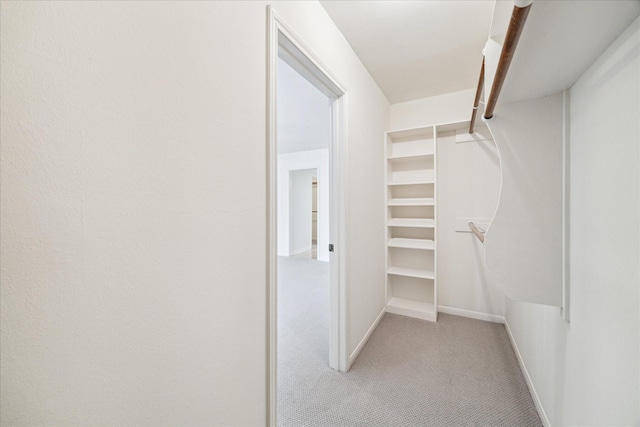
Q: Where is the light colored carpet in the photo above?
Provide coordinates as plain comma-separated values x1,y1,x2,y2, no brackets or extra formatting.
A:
277,256,542,427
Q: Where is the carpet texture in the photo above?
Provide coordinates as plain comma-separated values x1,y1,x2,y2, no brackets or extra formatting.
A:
277,256,542,427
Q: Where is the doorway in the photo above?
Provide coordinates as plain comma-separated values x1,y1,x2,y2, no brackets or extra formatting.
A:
311,176,318,259
267,7,349,426
288,169,318,259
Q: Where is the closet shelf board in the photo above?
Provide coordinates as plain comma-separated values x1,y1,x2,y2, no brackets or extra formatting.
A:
386,297,436,322
387,153,434,161
388,218,435,228
387,179,434,186
388,198,435,206
388,238,435,250
387,267,435,280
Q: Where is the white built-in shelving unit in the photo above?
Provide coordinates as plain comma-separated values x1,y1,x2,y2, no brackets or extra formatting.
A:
385,126,438,322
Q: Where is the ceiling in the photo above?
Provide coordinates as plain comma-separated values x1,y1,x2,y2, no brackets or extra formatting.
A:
319,0,495,104
319,0,640,107
277,57,330,155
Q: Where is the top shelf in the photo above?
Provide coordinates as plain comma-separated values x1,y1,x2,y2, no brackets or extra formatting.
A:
387,126,434,160
388,197,434,206
387,142,433,160
387,126,434,140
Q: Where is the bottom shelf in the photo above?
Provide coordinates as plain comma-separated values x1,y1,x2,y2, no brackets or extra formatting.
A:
386,297,437,322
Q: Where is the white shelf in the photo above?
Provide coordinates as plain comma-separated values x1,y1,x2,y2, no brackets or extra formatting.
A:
387,127,434,139
387,267,435,280
385,125,438,323
388,238,435,250
388,197,434,206
388,218,435,228
387,179,434,186
387,153,434,161
386,297,436,322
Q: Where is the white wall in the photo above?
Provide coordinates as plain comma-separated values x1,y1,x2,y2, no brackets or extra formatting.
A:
484,93,564,307
278,150,329,262
437,126,505,319
0,1,389,425
505,16,639,426
390,88,476,130
0,2,268,425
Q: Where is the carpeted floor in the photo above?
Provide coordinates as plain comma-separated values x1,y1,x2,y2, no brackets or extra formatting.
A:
277,256,542,427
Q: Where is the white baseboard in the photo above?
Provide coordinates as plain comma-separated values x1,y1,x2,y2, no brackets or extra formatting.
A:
289,246,312,256
349,307,386,367
504,319,552,427
438,305,505,324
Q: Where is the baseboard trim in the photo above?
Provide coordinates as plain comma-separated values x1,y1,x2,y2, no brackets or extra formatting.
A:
349,307,386,367
288,246,312,256
438,305,505,324
504,319,552,427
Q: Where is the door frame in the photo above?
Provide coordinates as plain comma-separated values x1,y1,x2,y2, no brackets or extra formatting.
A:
266,5,350,426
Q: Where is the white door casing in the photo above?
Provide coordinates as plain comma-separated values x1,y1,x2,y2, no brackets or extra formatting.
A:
267,5,349,426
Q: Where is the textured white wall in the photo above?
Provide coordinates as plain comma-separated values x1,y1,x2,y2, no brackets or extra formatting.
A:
436,126,505,318
0,1,389,424
0,2,268,425
505,16,639,425
484,93,564,307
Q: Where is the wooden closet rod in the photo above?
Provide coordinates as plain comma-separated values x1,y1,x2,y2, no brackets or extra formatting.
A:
469,222,485,244
468,57,485,134
483,2,532,120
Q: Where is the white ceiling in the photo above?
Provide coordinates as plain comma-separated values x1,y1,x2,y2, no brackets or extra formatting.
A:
320,0,495,104
277,57,331,155
320,0,640,108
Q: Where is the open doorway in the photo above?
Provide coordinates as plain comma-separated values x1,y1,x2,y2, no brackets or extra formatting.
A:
277,136,330,263
275,49,331,420
311,175,318,259
267,7,349,425
288,169,318,260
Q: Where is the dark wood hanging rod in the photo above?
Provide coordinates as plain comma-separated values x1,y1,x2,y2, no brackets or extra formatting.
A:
468,57,485,134
484,3,532,120
469,222,486,244
469,2,532,133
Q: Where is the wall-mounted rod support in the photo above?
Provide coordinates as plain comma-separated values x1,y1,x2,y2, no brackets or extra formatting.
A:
469,57,485,134
483,3,532,120
469,222,485,244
